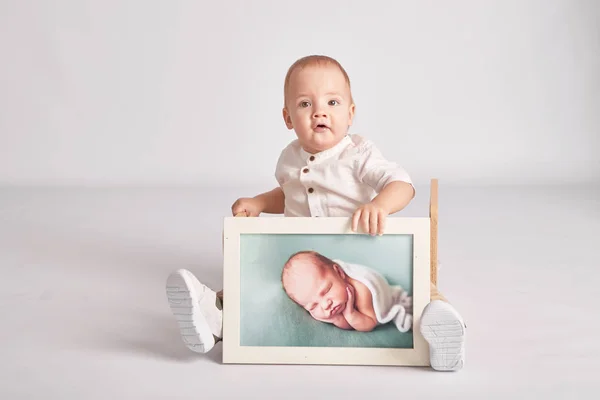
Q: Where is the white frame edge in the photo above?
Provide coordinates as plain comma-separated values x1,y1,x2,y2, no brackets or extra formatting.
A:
222,217,431,367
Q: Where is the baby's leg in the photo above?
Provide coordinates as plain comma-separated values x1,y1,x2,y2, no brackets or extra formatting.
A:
419,283,466,371
165,269,224,353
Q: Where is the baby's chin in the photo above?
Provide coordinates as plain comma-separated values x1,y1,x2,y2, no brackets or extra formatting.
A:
303,134,343,153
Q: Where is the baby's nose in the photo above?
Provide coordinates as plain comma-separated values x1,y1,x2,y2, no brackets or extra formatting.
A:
313,111,327,118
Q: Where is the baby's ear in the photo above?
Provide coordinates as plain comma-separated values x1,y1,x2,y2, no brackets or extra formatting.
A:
282,107,293,129
333,264,346,279
348,103,355,126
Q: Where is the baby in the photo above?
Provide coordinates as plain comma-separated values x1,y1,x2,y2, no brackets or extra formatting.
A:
281,251,413,333
165,54,466,371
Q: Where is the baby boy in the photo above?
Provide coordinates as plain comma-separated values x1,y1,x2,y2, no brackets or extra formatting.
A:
281,250,413,333
166,54,466,371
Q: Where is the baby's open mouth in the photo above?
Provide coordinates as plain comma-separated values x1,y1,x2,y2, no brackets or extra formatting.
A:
314,124,329,131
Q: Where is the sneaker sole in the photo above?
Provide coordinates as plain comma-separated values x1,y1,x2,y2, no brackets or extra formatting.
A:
165,270,215,353
420,301,465,371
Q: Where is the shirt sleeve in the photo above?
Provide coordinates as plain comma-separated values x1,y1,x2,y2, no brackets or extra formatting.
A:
355,141,414,193
274,141,295,187
274,151,285,187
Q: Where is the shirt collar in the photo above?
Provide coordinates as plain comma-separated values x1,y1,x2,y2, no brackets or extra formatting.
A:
299,135,352,163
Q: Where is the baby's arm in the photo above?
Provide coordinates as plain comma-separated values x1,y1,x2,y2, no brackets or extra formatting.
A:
330,315,353,330
254,187,285,214
352,181,414,235
352,142,415,235
313,314,353,330
232,187,285,216
371,181,415,215
343,284,378,332
344,309,377,332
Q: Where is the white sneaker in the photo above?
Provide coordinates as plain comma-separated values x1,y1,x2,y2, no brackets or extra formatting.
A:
420,300,466,371
165,269,223,354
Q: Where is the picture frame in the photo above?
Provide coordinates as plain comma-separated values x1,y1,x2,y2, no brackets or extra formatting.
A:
221,215,432,367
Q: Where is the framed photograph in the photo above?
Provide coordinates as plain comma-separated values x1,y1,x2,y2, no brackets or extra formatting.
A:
222,216,431,367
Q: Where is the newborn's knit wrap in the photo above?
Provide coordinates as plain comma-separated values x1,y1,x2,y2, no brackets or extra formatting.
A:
335,259,413,332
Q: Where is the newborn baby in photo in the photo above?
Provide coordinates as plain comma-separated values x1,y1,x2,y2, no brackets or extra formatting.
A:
281,251,413,332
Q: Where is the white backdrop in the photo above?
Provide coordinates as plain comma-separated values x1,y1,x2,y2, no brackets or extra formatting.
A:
1,0,598,187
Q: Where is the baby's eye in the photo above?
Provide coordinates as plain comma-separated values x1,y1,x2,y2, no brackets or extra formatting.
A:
328,100,339,106
299,101,311,108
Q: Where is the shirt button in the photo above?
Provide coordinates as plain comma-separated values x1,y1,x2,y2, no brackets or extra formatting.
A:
303,168,309,173
308,188,314,193
309,156,315,161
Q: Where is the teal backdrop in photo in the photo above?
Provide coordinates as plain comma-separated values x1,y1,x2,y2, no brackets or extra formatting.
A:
239,233,414,348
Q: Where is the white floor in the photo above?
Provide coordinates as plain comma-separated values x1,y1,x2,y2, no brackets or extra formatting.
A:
1,184,598,399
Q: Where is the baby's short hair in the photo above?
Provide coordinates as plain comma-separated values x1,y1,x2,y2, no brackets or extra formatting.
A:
283,55,353,107
281,250,335,304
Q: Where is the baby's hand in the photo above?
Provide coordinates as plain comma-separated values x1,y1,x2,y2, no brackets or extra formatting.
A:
352,201,388,236
343,285,356,319
231,197,264,217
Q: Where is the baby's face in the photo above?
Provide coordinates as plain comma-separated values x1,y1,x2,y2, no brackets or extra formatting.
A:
283,64,355,154
289,262,349,320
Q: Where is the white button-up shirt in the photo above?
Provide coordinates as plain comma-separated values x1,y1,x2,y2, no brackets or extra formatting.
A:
275,134,414,217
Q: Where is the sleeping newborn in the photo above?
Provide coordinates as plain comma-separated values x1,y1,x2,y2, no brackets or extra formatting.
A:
281,251,413,332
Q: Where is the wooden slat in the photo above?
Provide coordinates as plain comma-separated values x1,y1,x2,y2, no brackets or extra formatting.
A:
429,178,439,286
